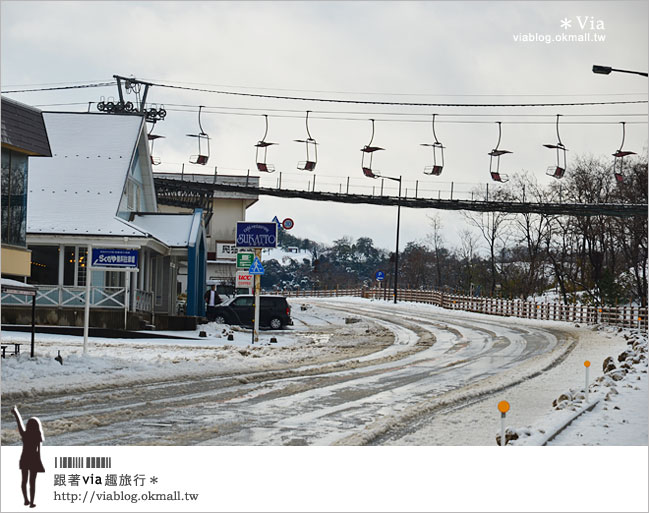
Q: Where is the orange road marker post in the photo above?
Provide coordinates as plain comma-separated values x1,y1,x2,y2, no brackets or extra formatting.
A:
497,400,510,446
584,360,591,403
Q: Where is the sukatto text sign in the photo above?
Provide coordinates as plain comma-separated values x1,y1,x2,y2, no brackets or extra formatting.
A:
236,222,278,248
91,248,138,268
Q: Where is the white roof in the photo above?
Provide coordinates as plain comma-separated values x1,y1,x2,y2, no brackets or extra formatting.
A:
27,112,146,237
129,213,200,247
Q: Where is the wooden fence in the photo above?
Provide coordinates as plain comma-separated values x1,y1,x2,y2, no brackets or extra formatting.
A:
274,287,648,330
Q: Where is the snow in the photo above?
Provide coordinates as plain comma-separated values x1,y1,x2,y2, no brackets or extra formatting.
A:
0,301,371,398
262,246,312,264
1,297,646,447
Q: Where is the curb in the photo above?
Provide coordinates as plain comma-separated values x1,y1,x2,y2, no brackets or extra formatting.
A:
540,397,601,446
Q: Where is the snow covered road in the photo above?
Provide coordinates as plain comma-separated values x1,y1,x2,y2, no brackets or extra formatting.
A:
2,298,592,446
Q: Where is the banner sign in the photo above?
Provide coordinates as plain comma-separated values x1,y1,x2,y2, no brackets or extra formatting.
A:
216,243,240,260
91,248,138,268
235,222,278,248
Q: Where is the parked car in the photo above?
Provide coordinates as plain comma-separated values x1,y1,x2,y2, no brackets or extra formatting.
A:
212,295,293,329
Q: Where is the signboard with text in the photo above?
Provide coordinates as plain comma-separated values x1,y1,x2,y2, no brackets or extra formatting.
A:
91,248,138,268
216,243,241,261
236,252,255,269
236,222,278,248
236,271,253,289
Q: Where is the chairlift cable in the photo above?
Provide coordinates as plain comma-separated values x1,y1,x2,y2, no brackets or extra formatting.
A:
145,80,649,108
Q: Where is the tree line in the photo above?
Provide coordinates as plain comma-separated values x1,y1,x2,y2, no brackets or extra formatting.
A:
261,155,647,307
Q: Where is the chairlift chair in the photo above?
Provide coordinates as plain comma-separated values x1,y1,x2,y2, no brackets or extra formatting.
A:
295,111,318,171
421,114,445,176
543,114,568,179
187,106,210,165
612,121,636,184
361,119,384,179
147,133,165,166
255,114,277,173
488,122,511,183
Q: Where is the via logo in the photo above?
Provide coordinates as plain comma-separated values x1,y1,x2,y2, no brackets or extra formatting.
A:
11,407,45,508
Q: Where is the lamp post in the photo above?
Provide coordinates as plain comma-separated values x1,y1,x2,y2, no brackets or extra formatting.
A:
592,64,648,77
379,175,402,304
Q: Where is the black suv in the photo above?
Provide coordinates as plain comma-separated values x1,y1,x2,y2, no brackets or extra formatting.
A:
212,295,293,329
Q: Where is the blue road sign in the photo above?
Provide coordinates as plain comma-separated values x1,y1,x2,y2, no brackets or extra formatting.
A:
375,271,385,282
91,248,138,268
236,222,278,248
249,257,265,275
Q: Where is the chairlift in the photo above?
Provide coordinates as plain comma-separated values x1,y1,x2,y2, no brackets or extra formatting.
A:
187,106,210,165
612,121,636,184
421,114,445,176
295,111,318,171
543,114,568,179
147,133,165,166
361,119,384,179
255,114,277,173
488,122,511,183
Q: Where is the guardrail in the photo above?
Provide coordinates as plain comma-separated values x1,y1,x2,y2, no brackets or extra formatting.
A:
274,287,647,330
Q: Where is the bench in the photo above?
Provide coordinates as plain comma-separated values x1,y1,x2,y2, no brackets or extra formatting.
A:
1,343,22,358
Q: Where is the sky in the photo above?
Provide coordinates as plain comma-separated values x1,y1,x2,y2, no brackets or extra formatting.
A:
1,0,647,252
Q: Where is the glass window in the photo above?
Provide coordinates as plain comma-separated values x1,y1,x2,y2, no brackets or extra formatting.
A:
64,246,76,285
1,150,28,247
28,245,59,285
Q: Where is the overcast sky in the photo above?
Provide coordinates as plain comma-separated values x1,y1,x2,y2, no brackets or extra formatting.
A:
2,0,647,252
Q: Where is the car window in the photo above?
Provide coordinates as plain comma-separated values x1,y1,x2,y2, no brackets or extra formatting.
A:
233,297,254,307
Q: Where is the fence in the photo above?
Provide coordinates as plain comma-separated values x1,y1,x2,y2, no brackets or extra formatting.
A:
2,286,154,313
274,287,648,330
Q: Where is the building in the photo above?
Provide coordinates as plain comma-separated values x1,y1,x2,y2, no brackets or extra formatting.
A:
154,172,258,291
1,111,207,329
1,96,52,279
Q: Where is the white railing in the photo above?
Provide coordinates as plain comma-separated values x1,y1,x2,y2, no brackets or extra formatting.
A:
1,285,129,309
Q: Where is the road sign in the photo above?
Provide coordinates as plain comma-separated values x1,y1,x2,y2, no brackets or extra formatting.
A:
497,400,510,414
236,222,278,248
236,271,253,289
91,248,138,268
272,215,281,227
375,271,385,282
282,218,294,230
249,256,265,275
236,252,255,269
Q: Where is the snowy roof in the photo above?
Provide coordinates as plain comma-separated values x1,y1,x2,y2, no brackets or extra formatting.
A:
129,213,202,247
1,277,37,293
27,112,146,237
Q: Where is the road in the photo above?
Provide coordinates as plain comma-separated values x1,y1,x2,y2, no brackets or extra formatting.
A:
3,299,577,445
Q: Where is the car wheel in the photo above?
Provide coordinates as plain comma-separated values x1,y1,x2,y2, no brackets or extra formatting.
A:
269,317,282,330
214,315,226,324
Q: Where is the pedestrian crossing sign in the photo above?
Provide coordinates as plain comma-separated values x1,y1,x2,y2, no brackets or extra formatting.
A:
249,257,265,275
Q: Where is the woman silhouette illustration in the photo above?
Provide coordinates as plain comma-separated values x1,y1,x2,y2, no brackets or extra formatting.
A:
11,406,45,508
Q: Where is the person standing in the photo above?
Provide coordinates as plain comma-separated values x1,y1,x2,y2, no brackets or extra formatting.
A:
204,284,221,321
11,406,45,508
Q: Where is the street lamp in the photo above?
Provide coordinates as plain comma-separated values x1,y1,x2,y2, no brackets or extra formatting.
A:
592,64,648,77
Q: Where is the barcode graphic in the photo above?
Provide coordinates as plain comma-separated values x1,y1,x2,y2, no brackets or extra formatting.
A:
55,457,112,469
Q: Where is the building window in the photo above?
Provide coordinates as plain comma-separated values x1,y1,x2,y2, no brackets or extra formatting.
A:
28,245,59,285
1,150,28,247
